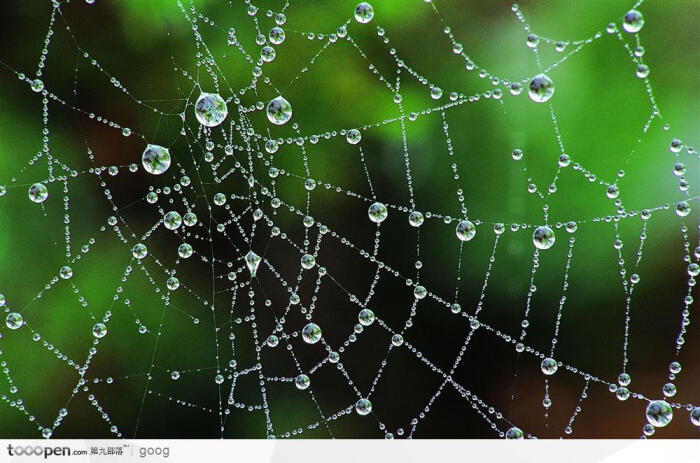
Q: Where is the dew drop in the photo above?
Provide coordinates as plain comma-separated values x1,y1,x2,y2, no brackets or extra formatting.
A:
132,243,148,259
526,34,539,48
59,265,73,279
302,322,322,344
540,357,558,375
194,92,228,127
174,244,192,260
163,211,182,230
455,220,476,241
368,202,388,223
616,387,630,401
622,9,644,33
645,400,673,427
266,96,292,125
260,46,276,62
606,185,620,199
31,79,44,93
266,335,279,347
295,374,310,390
346,129,362,144
245,251,262,277
141,144,171,175
528,74,554,103
690,407,700,426
300,254,316,270
28,183,49,203
558,154,571,167
414,285,427,299
675,201,691,217
354,3,374,24
505,427,524,439
636,64,649,79
269,27,286,45
92,323,107,338
532,225,555,250
355,398,372,415
408,211,424,227
358,308,375,326
167,277,180,291
6,312,23,330
662,383,676,398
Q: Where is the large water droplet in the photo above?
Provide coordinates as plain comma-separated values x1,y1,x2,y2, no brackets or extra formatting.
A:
167,277,180,290
28,183,48,203
59,266,73,279
163,211,182,230
505,427,524,439
266,96,292,125
456,220,476,241
177,243,193,259
92,323,108,338
31,79,44,93
295,374,310,390
368,202,388,223
132,243,148,259
358,308,375,326
142,144,171,175
540,357,558,375
675,201,691,217
408,211,424,227
355,398,372,415
616,387,630,401
645,400,673,427
269,27,286,45
528,74,554,103
195,92,228,127
245,250,262,277
260,46,276,63
302,322,322,344
690,407,700,426
622,9,644,33
354,3,374,24
533,226,555,250
300,254,316,270
346,129,362,144
6,312,23,330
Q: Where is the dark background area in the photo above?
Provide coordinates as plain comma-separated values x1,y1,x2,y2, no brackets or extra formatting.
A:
0,0,698,439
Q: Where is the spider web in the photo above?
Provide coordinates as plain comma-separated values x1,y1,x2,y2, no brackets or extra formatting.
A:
0,0,697,439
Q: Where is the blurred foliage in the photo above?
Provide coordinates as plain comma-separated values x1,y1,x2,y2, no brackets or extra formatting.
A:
0,0,697,438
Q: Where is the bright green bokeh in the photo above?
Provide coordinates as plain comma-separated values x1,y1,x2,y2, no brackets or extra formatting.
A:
0,0,697,438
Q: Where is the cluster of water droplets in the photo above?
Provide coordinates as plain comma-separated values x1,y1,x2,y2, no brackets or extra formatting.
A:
0,0,697,441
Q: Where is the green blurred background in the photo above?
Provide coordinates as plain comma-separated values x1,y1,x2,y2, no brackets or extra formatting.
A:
0,0,697,439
